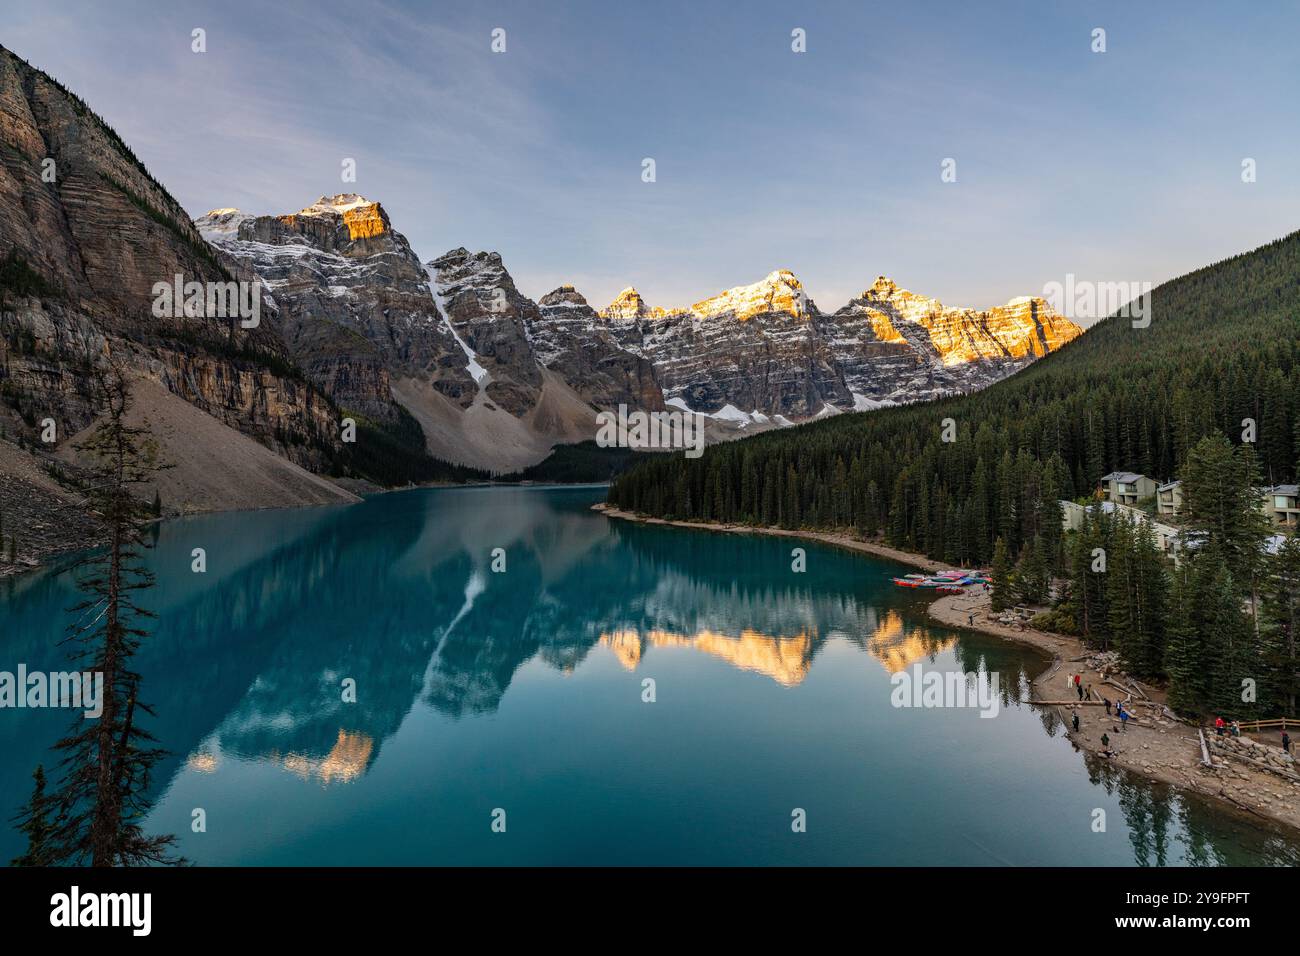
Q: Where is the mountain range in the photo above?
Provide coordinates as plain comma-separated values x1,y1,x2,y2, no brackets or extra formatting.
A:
0,44,1079,557
607,218,1300,556
196,192,1081,471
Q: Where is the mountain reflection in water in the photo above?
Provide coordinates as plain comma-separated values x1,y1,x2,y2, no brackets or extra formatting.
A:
2,486,1297,866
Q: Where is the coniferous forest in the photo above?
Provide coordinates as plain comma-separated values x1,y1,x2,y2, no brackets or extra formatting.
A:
608,229,1300,718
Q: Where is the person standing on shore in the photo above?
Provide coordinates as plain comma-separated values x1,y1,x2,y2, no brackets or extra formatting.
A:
1103,697,1111,715
1071,712,1080,733
1101,732,1110,749
1283,732,1291,754
1119,707,1129,732
1215,715,1226,736
1076,683,1084,701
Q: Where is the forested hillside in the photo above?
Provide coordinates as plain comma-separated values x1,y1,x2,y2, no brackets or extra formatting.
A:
609,230,1300,568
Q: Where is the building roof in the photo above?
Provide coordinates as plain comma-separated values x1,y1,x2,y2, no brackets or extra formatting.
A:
1101,471,1145,484
1158,480,1181,492
1269,484,1299,497
1181,531,1290,555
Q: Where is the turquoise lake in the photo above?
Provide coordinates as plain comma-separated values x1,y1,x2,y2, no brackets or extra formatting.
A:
1,485,1297,865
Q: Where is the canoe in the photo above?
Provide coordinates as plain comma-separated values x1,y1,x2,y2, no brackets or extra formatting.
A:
893,571,977,591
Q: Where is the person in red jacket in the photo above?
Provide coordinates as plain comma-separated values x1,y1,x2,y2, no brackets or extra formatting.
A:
1215,715,1226,736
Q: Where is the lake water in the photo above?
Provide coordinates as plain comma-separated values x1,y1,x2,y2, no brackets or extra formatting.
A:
1,485,1296,865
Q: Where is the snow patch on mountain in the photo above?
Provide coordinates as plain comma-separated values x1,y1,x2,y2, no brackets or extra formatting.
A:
852,393,893,411
665,397,798,429
427,269,489,387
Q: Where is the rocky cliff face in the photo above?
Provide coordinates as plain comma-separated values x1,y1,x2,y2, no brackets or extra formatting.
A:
602,271,1082,418
197,197,476,425
604,271,848,418
427,247,545,417
198,217,662,471
0,45,341,474
532,285,664,411
822,277,1081,406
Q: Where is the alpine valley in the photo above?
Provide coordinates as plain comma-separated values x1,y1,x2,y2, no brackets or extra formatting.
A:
0,45,1079,566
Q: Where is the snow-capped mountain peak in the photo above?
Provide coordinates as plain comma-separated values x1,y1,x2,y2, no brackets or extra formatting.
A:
287,193,388,240
686,269,808,321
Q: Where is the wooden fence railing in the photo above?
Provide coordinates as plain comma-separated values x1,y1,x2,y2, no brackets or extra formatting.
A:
1236,718,1295,733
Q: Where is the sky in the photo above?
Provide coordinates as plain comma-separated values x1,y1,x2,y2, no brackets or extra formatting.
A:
3,0,1299,316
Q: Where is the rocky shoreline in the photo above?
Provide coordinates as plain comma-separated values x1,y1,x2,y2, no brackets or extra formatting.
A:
593,502,1300,838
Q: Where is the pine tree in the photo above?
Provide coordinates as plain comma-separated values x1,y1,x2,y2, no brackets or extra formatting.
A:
861,478,879,537
1108,517,1169,677
1106,517,1138,657
1262,534,1300,716
1070,508,1113,647
1166,551,1252,718
1165,559,1209,716
1207,564,1257,720
1016,536,1049,604
1181,435,1269,609
995,450,1016,548
1038,460,1064,572
42,369,182,867
739,454,755,523
9,765,59,866
1130,518,1170,676
888,473,909,547
1066,519,1090,639
1170,435,1272,714
969,458,990,560
991,537,1013,612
